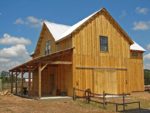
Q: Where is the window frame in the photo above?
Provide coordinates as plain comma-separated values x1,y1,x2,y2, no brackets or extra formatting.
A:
100,36,108,52
45,40,51,55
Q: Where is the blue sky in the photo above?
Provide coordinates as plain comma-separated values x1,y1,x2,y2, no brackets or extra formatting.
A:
0,0,150,71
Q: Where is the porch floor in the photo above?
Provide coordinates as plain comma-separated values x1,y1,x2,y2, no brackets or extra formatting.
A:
40,96,72,100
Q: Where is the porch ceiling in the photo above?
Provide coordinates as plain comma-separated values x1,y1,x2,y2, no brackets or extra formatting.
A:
9,48,73,72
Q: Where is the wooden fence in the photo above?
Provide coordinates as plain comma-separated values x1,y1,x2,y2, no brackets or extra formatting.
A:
73,88,141,112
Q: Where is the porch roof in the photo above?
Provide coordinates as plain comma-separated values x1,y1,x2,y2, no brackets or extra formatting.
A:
9,48,73,72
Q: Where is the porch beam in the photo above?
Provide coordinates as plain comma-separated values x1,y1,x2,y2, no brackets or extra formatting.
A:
50,61,72,65
41,64,48,71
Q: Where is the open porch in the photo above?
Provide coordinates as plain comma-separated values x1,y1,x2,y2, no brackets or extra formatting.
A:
9,48,73,98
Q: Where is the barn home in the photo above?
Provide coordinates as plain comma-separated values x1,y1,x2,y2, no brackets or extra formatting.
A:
9,8,145,98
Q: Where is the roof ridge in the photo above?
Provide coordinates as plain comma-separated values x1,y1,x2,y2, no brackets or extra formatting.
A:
44,9,101,41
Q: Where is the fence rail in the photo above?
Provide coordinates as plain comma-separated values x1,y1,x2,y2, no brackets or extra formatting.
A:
73,87,141,112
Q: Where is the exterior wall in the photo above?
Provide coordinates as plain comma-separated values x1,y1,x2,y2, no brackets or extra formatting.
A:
33,25,72,58
32,24,73,97
32,10,144,96
127,55,144,92
31,64,73,97
56,37,72,51
72,12,131,94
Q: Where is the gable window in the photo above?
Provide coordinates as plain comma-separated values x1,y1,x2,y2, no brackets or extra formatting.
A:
132,51,138,57
100,36,108,52
45,40,51,55
131,51,139,58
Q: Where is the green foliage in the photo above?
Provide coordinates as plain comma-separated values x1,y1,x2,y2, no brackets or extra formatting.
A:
144,69,150,85
0,71,11,83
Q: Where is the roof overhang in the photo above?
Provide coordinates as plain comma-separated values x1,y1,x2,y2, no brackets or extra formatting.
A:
9,48,73,72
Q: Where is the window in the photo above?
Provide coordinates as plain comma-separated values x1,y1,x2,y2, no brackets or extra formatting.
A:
131,51,138,57
45,40,51,55
131,51,139,58
100,36,108,52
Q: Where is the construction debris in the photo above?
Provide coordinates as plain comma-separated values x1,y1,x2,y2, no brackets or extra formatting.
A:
0,90,12,96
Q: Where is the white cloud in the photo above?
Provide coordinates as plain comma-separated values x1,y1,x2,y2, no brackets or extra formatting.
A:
144,53,150,60
0,33,31,45
14,16,43,28
133,21,150,30
0,33,32,72
0,58,10,63
26,16,42,27
0,59,29,72
0,44,31,72
146,44,150,51
144,53,150,69
136,7,149,15
0,44,29,58
144,62,150,70
14,18,24,24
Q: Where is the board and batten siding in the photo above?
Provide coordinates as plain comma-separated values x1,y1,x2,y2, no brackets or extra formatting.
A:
33,24,73,58
127,58,144,92
72,11,132,94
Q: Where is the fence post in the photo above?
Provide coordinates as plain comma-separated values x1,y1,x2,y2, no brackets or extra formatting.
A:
103,91,106,108
87,89,91,103
0,78,2,91
123,93,125,111
73,87,76,101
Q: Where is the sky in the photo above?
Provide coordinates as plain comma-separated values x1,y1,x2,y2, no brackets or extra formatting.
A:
0,0,150,72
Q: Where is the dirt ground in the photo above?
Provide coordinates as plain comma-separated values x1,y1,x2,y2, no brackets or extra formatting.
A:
0,95,112,113
0,92,150,113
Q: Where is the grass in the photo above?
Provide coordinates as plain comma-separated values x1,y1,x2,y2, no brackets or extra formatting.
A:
74,95,150,113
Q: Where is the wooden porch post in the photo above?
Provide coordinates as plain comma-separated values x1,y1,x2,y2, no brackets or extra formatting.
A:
15,72,18,94
10,71,13,93
21,70,24,95
38,64,48,98
28,70,31,96
38,64,42,98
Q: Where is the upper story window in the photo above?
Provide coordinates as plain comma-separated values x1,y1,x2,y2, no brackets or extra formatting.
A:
45,40,51,55
131,51,138,57
131,51,143,58
100,36,108,52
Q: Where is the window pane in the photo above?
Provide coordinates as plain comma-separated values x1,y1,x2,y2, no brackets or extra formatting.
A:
100,36,108,52
45,40,51,55
131,51,138,58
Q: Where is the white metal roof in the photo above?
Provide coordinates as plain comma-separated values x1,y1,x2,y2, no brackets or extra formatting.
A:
44,21,71,41
44,9,145,52
130,41,146,51
44,10,99,41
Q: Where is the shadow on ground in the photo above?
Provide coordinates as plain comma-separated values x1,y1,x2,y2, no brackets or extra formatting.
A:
120,108,150,113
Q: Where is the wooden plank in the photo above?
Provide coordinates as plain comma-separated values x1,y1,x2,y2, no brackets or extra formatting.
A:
21,71,24,95
10,71,13,93
28,71,31,96
50,61,72,65
76,66,127,71
15,72,18,94
38,64,42,98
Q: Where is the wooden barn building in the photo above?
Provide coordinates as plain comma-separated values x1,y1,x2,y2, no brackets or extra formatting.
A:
9,8,145,98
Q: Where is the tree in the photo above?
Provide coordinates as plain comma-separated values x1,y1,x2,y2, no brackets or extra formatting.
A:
144,69,150,85
0,71,10,82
